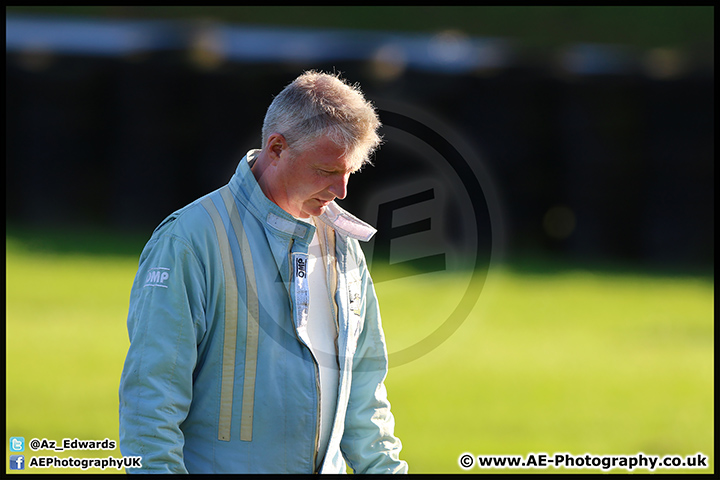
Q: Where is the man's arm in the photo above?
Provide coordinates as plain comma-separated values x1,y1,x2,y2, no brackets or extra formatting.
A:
340,246,408,474
118,234,207,473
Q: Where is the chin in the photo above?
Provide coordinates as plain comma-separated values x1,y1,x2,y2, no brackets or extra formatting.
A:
302,206,325,218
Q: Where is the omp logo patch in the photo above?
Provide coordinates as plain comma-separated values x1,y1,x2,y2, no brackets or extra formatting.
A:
295,256,307,278
144,267,170,288
293,253,309,307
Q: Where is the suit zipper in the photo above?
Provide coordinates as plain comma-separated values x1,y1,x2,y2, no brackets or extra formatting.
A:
288,240,322,471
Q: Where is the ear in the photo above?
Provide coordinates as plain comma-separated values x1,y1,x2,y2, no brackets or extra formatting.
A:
265,133,288,164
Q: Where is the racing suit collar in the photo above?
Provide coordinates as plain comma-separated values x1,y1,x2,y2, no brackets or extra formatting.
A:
230,150,377,243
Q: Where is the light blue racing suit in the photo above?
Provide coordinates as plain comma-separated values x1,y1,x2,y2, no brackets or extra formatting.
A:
118,150,407,474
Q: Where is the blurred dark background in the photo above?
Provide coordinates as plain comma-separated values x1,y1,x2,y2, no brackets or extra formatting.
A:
5,6,714,270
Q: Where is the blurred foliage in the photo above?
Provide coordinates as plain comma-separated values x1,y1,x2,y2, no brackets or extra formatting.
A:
6,6,714,50
6,224,149,259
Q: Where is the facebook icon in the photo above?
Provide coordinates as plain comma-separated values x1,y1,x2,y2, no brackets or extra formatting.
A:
10,455,25,470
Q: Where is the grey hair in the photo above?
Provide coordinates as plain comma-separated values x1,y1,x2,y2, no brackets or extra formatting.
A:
261,70,382,170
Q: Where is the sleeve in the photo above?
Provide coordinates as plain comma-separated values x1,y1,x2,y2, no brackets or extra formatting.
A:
340,244,408,474
118,232,207,473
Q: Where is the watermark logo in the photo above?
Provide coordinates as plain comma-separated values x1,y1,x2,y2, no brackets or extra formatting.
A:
351,100,505,367
242,100,505,368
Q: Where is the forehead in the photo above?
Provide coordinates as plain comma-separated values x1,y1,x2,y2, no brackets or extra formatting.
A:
296,136,358,172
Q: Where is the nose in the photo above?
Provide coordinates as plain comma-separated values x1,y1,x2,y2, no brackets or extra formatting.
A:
328,172,349,200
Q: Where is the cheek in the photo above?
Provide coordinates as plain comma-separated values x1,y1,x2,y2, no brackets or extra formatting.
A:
292,182,320,203
305,176,330,195
288,170,330,202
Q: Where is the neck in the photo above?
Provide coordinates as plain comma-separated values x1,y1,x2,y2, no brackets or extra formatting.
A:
250,151,279,204
251,150,301,217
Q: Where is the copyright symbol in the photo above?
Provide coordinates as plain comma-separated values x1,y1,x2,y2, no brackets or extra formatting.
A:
459,453,474,469
30,438,41,450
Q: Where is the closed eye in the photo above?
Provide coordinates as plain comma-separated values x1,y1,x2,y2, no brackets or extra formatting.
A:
317,168,347,177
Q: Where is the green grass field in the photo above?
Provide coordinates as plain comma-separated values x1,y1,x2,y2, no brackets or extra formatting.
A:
5,229,714,474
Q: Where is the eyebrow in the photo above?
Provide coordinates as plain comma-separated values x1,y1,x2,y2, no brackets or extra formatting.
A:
315,164,355,175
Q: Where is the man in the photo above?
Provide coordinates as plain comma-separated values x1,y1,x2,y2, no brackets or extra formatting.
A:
118,71,408,474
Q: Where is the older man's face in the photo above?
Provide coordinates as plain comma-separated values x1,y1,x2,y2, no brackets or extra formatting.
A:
278,136,355,218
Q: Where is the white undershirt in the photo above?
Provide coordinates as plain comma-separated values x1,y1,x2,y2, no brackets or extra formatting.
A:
303,218,339,466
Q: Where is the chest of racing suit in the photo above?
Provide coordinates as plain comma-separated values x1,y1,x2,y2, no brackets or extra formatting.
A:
118,151,407,473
